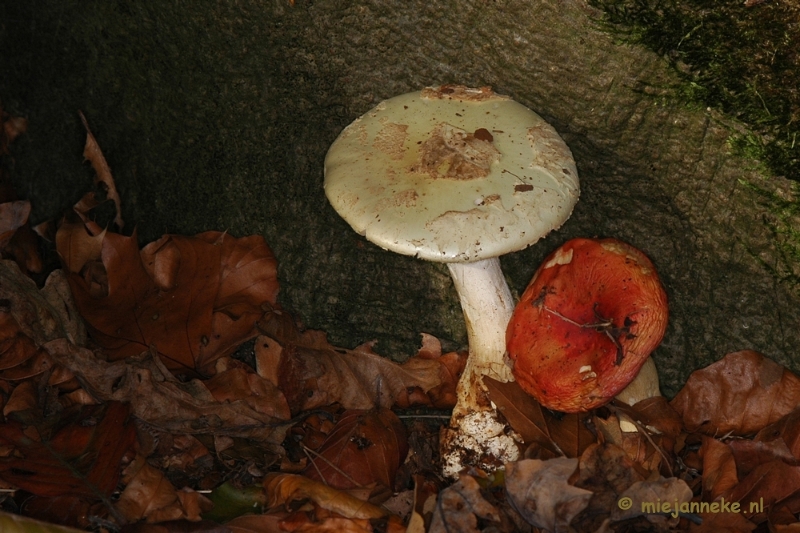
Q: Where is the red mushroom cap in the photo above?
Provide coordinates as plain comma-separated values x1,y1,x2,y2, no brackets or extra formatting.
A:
506,238,668,412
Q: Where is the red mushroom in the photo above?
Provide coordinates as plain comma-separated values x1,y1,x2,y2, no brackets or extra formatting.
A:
506,238,668,412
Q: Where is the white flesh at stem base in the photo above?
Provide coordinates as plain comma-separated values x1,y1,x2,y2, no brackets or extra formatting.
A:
440,258,521,479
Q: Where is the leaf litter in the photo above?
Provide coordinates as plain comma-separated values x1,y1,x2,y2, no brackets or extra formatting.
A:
3,108,800,532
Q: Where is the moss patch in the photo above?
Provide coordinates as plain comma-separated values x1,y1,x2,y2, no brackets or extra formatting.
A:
591,0,800,181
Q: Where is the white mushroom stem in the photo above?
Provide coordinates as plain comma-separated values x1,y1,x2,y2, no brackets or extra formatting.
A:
615,356,661,433
440,258,520,479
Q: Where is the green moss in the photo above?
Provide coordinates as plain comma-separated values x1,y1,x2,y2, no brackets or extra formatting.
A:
739,177,800,284
591,0,800,181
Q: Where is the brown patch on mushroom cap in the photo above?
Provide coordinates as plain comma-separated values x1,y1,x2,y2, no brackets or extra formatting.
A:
412,123,501,180
421,85,498,101
506,238,668,413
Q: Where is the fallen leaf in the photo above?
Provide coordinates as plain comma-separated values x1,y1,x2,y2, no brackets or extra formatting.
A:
700,436,739,501
204,365,290,420
43,339,289,450
303,408,408,491
0,401,135,510
611,477,693,527
571,442,645,532
276,334,461,412
0,510,87,533
722,459,800,523
484,377,595,458
263,473,389,519
689,510,757,532
0,104,27,154
728,438,799,478
0,200,30,248
57,227,279,374
0,261,86,347
754,407,800,460
671,350,800,436
428,474,501,533
612,396,684,439
117,454,212,523
79,112,124,229
505,457,592,531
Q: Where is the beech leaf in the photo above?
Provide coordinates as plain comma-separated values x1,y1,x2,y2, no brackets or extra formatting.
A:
671,350,800,436
484,377,594,458
0,401,135,504
302,408,408,490
43,339,289,449
57,227,279,374
275,332,464,412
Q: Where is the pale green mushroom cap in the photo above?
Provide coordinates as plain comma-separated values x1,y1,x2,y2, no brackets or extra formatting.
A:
324,85,580,262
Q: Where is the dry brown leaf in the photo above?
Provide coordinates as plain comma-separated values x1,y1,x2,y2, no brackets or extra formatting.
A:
611,477,693,527
277,334,462,412
700,436,739,501
505,457,592,531
428,474,500,533
0,104,27,154
57,227,278,374
0,261,86,347
671,350,800,436
2,379,37,416
723,459,800,523
484,376,595,458
612,396,684,438
754,407,800,460
728,438,800,479
0,200,30,248
78,112,123,229
571,442,645,532
689,509,757,532
116,454,211,523
204,365,290,420
55,219,106,277
263,473,389,519
0,308,53,383
302,408,408,491
43,339,289,449
0,401,135,515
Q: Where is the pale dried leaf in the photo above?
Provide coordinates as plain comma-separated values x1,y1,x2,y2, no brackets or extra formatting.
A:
43,339,288,449
612,477,693,527
505,458,592,531
0,261,86,346
79,112,123,229
429,475,500,533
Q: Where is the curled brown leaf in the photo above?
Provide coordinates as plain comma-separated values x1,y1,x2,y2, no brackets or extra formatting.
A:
671,350,800,436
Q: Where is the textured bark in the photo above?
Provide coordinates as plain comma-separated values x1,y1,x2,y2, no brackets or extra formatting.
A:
1,0,798,395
